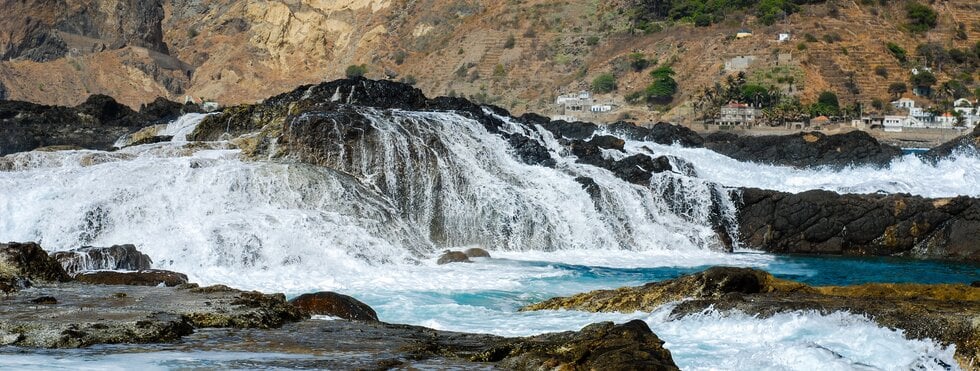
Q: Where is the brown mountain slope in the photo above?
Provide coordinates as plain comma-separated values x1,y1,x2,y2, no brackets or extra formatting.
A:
0,0,975,120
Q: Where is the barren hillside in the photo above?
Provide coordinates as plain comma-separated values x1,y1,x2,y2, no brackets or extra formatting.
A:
0,0,976,122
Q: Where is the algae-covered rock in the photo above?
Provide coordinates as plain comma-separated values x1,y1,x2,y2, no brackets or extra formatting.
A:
289,292,379,321
523,266,980,368
75,269,187,287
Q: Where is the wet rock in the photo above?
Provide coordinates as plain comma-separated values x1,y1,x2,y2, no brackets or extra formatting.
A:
437,251,471,265
0,96,157,155
30,296,57,304
524,267,805,312
589,135,626,151
0,282,307,348
921,126,980,162
139,97,202,124
574,176,602,201
51,244,153,276
289,292,379,321
0,242,72,287
705,130,902,168
606,121,705,147
486,320,679,370
736,188,980,262
463,248,491,258
570,140,672,185
74,269,188,287
536,117,598,140
523,266,980,367
186,290,307,329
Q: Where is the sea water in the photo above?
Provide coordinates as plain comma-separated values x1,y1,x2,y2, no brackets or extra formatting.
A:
0,113,977,370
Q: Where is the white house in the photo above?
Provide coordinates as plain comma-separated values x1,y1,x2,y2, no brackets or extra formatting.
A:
777,33,791,42
590,104,613,113
891,98,915,110
936,112,957,127
883,116,907,132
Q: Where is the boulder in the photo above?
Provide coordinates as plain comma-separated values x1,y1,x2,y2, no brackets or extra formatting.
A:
0,242,71,285
51,244,153,276
705,130,902,168
463,248,491,259
437,251,471,265
921,125,980,162
74,269,188,287
289,292,379,321
485,320,679,370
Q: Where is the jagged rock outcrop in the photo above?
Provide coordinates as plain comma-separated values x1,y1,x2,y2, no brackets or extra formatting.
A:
523,266,980,368
51,244,153,276
705,130,902,168
735,188,980,262
0,242,72,291
921,125,980,162
0,0,168,62
0,94,189,155
289,291,379,321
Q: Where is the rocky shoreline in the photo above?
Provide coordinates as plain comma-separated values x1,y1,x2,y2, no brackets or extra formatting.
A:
2,79,980,263
523,266,980,369
1,242,680,369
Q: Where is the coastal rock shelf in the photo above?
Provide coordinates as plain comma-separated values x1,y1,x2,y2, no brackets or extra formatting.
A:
523,267,980,368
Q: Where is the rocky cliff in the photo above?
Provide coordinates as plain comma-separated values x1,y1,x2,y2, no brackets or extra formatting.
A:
0,0,975,121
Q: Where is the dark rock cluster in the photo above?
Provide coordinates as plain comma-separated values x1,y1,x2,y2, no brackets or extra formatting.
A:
0,94,194,155
704,131,902,168
736,188,980,262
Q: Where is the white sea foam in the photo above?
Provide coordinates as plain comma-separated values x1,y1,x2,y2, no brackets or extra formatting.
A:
621,140,980,198
0,112,967,370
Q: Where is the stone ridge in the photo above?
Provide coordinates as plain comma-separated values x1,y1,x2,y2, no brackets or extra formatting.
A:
736,188,980,262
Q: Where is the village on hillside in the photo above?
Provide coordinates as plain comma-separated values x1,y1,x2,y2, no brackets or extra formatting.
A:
546,21,979,146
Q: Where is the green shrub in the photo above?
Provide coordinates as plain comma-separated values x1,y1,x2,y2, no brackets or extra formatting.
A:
591,73,617,93
874,66,889,78
628,53,651,72
586,35,600,46
905,2,937,33
886,42,907,63
345,64,367,78
503,35,516,49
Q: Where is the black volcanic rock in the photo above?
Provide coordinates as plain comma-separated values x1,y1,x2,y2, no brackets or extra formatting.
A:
606,121,705,147
921,126,980,162
0,96,158,155
735,188,980,262
705,131,902,168
51,244,153,276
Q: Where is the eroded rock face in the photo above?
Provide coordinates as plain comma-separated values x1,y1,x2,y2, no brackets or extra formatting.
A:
74,269,188,287
705,130,902,168
523,267,980,367
736,188,980,262
51,244,153,276
289,292,379,321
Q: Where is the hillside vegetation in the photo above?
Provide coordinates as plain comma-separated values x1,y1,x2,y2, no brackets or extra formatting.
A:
0,0,976,123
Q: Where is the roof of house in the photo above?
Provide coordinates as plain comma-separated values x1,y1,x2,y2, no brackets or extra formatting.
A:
812,115,830,122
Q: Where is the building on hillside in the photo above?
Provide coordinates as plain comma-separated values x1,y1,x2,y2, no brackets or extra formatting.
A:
553,91,618,121
724,55,757,72
953,99,980,127
883,115,908,132
936,112,957,127
777,33,791,42
717,102,760,126
736,29,753,39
